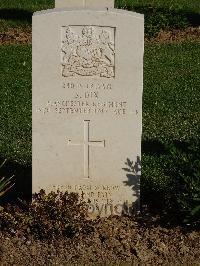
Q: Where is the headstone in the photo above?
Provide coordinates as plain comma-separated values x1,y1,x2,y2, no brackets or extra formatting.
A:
32,1,144,217
55,0,114,9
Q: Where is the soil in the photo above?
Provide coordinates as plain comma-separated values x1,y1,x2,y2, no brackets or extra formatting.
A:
0,216,199,265
0,27,31,45
147,27,200,44
0,27,199,45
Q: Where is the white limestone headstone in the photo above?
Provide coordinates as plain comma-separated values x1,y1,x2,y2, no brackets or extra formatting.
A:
32,0,144,217
55,0,114,9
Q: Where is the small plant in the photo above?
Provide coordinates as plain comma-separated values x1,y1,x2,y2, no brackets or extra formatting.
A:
0,160,15,198
166,139,200,224
142,138,200,225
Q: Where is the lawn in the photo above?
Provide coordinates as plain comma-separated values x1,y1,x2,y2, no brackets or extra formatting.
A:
0,0,199,12
0,42,199,165
0,45,31,165
0,41,199,218
0,0,199,35
143,42,200,142
0,0,54,12
116,0,200,12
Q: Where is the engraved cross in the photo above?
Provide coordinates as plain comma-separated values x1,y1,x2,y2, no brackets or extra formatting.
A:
67,120,105,178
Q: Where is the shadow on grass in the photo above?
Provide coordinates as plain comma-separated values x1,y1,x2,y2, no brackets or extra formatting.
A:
0,156,32,204
142,140,168,155
134,6,199,27
0,9,33,23
0,6,199,30
140,138,200,224
114,139,195,218
117,3,200,24
116,4,200,37
142,139,193,156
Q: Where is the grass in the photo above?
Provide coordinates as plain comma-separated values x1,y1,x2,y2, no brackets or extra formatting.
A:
116,0,200,12
0,0,54,12
142,41,200,217
0,0,199,12
0,41,199,220
0,0,199,35
0,42,199,163
0,45,31,165
143,42,200,142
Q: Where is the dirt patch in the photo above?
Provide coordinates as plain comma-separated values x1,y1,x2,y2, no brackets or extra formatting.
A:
0,216,199,265
0,27,199,45
147,27,200,44
0,27,31,45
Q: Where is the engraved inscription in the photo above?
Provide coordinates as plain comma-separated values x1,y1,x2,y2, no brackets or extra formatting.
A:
47,184,125,216
49,184,120,204
63,82,112,90
36,100,127,116
61,26,115,78
67,120,105,178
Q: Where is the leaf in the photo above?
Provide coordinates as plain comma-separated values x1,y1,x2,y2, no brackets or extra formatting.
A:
122,168,131,172
0,159,6,168
0,174,15,197
191,205,200,216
